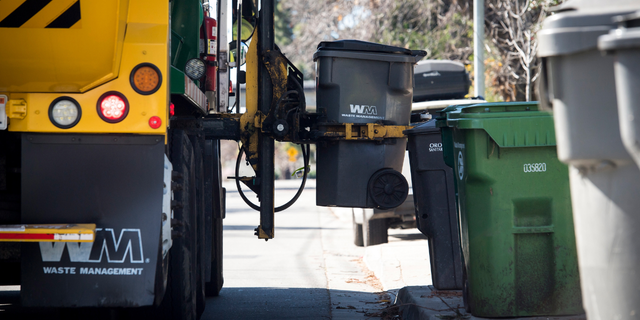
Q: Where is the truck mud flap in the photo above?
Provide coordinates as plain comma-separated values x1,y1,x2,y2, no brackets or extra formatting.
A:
20,134,165,308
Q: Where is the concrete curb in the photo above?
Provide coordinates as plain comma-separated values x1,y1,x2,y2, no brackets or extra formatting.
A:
397,286,465,320
396,286,587,320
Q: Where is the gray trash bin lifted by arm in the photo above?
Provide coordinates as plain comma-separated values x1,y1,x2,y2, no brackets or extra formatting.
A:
313,40,425,209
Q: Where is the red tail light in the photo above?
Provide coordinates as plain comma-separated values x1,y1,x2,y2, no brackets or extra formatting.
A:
170,102,175,116
149,116,162,129
97,92,128,123
229,80,233,93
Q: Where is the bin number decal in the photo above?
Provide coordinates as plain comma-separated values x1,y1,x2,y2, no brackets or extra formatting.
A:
458,151,464,180
523,163,546,173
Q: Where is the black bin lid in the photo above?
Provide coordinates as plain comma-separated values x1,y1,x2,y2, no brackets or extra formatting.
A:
317,40,426,57
404,119,438,135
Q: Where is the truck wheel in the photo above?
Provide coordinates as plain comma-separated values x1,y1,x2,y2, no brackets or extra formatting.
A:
205,140,224,297
190,134,206,318
205,216,224,296
362,211,389,247
162,130,198,320
352,209,364,247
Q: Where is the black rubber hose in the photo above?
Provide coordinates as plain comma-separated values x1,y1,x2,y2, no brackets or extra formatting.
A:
275,143,310,212
235,145,260,211
275,90,299,118
235,143,310,212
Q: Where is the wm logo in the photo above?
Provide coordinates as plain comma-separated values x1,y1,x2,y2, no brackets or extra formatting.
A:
0,0,81,29
350,104,378,115
39,228,144,263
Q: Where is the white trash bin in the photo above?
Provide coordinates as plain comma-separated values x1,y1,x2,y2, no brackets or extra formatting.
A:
599,11,640,169
538,1,640,319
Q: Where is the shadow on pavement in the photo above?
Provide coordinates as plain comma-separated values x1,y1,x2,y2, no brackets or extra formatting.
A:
388,232,427,241
1,286,394,320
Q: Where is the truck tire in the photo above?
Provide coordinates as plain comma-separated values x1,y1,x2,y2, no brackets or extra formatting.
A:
352,209,364,247
161,130,198,320
205,140,224,297
205,216,224,296
190,134,206,318
362,211,389,247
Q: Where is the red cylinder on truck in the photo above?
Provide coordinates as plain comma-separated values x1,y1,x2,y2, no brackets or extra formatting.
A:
204,17,217,95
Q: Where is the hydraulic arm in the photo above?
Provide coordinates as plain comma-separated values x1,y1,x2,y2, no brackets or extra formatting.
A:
203,0,418,240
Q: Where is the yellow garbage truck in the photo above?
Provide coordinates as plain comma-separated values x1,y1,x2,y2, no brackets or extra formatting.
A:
0,0,423,318
0,1,224,318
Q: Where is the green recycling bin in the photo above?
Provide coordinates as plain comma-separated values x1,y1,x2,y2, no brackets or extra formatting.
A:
437,102,583,318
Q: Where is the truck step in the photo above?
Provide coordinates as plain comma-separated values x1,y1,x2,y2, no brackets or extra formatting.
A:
0,224,95,242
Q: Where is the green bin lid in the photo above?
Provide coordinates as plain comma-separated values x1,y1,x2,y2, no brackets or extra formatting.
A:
437,102,556,148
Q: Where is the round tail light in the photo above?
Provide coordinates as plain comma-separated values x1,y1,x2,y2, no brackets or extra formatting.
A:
149,116,162,129
130,63,162,95
185,58,206,80
97,92,129,123
49,97,81,129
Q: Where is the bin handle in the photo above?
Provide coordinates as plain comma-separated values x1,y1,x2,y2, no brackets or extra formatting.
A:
538,57,553,111
411,50,427,62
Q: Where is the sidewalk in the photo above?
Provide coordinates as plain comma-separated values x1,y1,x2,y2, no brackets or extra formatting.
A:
261,180,586,320
361,228,586,320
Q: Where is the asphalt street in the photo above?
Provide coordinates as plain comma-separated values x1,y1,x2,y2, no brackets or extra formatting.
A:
203,179,393,319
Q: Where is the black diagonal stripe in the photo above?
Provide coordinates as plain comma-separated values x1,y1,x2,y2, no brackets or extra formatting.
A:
0,0,52,28
46,0,80,28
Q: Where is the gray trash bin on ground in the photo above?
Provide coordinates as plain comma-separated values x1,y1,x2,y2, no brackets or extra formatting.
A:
538,1,640,319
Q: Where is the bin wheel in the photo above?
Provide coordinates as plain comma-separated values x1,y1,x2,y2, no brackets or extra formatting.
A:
368,169,408,210
363,217,389,246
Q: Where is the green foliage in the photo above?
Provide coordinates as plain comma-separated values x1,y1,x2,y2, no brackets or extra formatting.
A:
275,0,293,47
370,0,473,63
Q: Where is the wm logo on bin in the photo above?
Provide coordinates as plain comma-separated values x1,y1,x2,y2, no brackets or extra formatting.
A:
350,104,378,115
39,228,144,264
